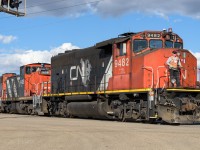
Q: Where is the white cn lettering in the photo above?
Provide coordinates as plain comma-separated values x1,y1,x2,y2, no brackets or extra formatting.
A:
70,66,78,80
70,66,84,81
69,59,92,87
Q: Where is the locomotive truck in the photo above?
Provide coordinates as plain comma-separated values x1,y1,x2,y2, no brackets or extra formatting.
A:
1,28,200,124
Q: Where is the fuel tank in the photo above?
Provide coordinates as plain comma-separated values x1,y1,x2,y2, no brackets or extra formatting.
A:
67,101,109,119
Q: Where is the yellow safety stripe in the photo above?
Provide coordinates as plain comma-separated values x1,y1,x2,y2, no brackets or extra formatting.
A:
99,89,152,94
166,88,200,92
43,88,152,97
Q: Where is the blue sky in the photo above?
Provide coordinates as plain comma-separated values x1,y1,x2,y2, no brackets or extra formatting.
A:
0,0,200,74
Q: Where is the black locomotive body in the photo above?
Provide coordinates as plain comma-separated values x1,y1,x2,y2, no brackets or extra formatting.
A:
51,42,113,94
45,39,116,119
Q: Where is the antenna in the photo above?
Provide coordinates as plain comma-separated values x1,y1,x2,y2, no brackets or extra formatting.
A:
0,0,26,17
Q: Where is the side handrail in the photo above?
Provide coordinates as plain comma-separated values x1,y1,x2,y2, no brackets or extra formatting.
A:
142,66,154,88
41,81,50,96
156,66,168,89
161,66,187,88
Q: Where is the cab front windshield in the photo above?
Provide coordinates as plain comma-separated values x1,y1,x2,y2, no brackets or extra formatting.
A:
133,38,183,52
165,41,183,49
26,66,50,74
174,42,183,49
150,40,162,49
165,41,173,48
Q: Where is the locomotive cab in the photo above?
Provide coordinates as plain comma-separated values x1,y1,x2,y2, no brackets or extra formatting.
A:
110,28,196,90
106,29,200,124
20,63,51,97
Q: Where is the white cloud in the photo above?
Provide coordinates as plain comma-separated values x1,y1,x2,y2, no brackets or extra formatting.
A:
29,0,200,19
0,43,79,74
0,34,17,44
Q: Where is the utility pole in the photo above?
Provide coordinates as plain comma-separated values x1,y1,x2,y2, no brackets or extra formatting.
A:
0,0,26,17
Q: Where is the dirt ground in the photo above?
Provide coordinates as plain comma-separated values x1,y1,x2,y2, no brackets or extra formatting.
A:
0,114,200,150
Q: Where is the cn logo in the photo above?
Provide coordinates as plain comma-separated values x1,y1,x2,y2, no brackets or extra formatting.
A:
70,59,92,87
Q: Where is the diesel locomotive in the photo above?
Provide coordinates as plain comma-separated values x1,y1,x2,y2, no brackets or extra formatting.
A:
0,63,51,114
1,28,200,124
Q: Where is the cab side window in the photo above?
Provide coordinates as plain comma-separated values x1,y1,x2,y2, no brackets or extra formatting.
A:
31,67,37,73
25,67,31,74
117,43,127,56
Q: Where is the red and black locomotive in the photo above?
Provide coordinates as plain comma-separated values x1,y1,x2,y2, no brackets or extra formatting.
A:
1,28,200,124
43,28,200,124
